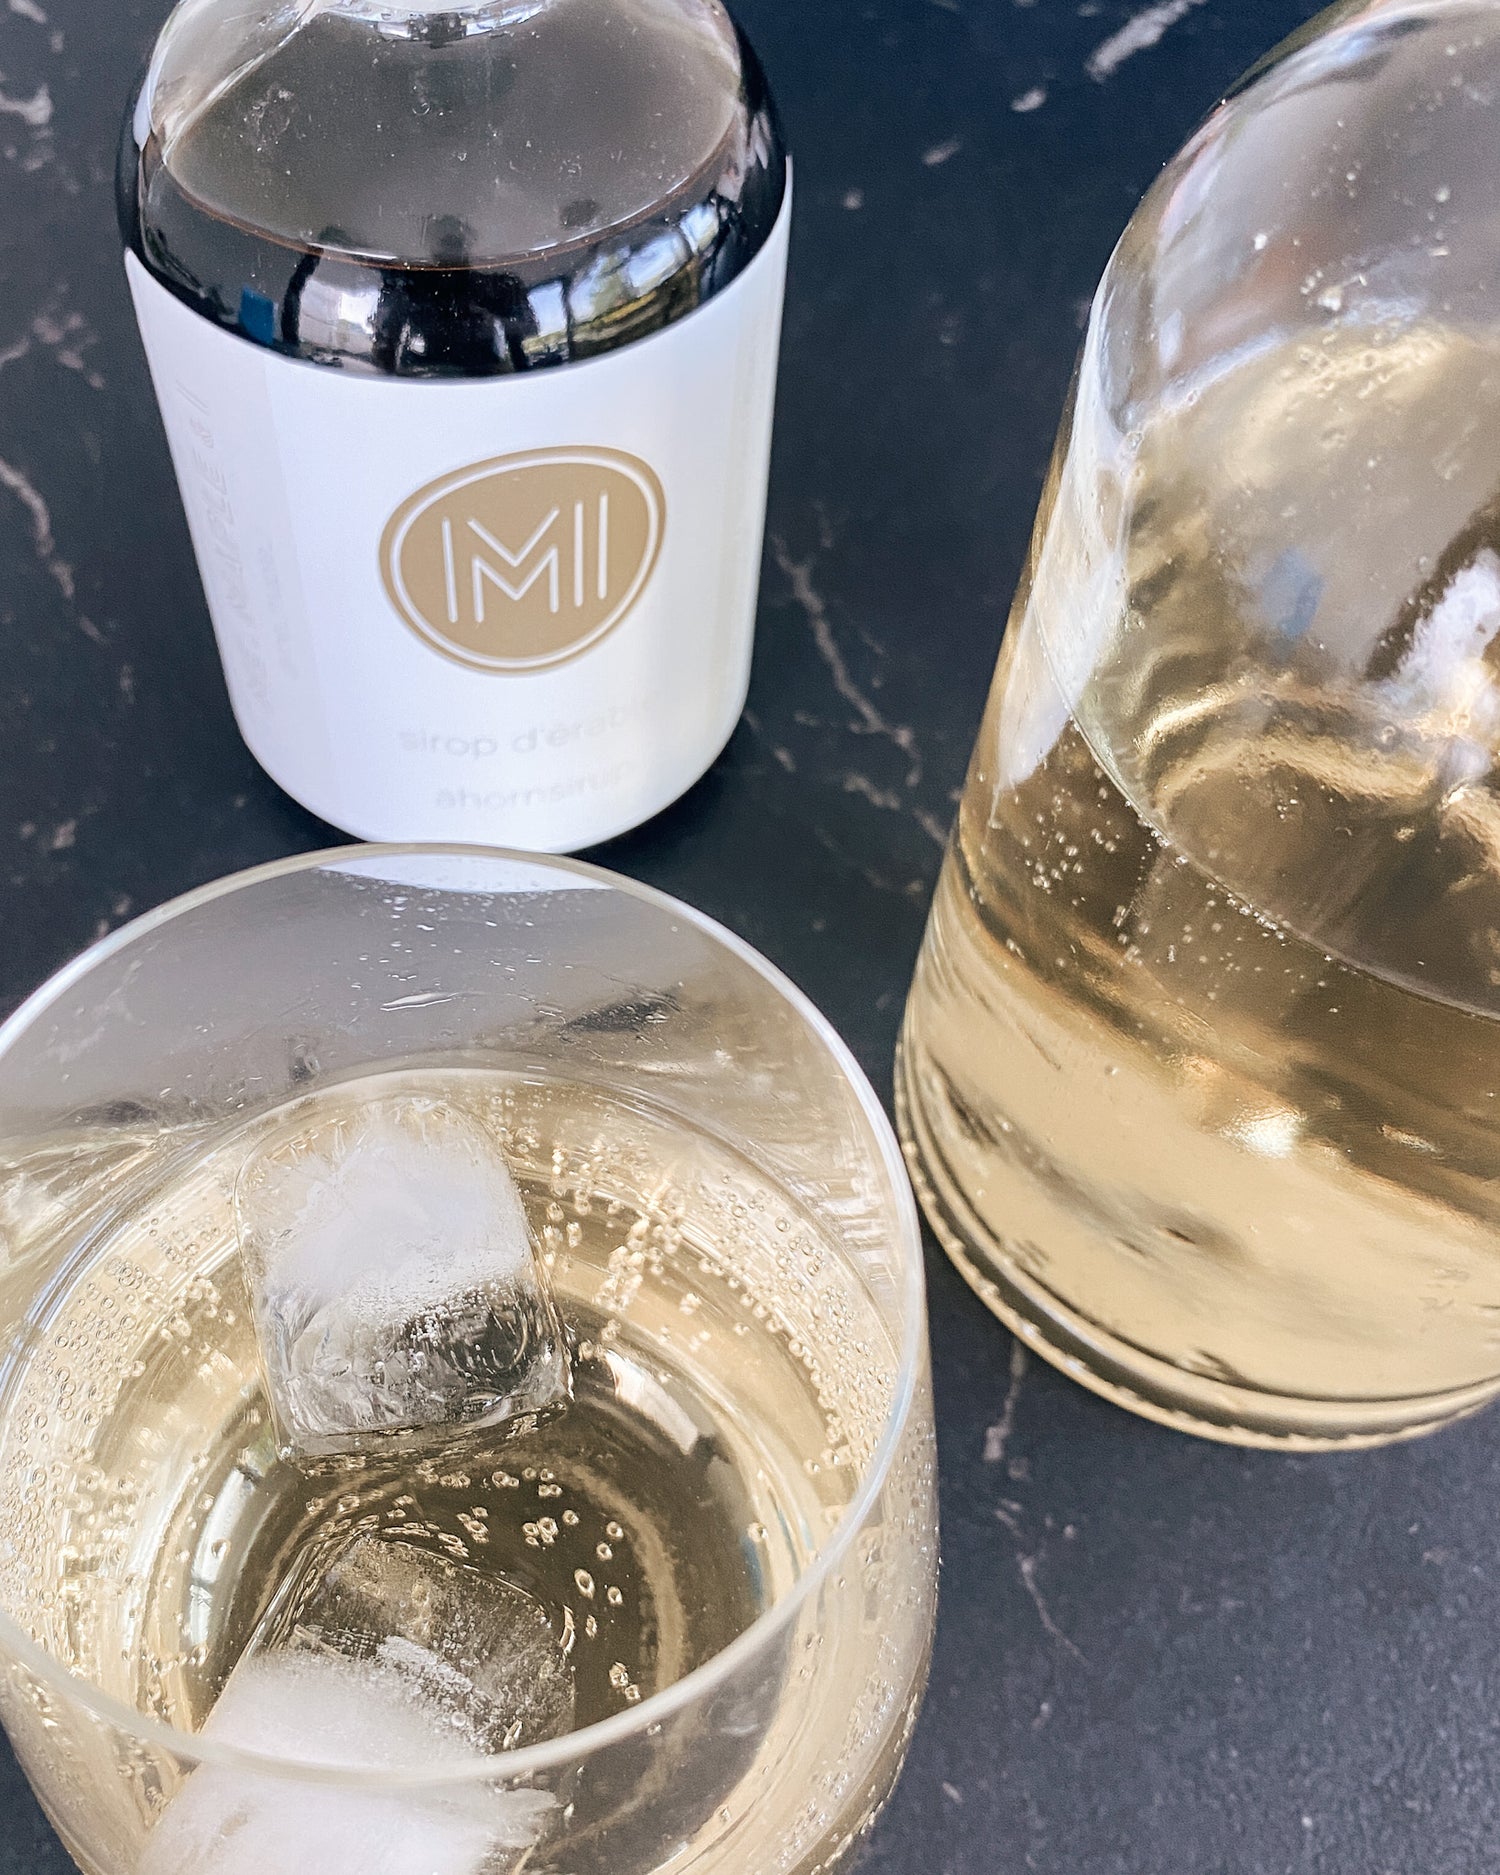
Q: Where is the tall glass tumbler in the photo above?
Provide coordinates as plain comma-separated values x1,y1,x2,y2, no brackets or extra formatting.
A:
0,847,935,1875
899,0,1500,1449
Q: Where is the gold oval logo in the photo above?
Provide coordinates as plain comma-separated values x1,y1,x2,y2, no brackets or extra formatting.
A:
380,448,665,672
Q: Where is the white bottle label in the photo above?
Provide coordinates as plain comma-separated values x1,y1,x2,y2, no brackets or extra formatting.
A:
126,191,790,851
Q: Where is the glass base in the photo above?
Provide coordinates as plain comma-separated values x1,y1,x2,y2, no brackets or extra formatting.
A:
893,1035,1500,1452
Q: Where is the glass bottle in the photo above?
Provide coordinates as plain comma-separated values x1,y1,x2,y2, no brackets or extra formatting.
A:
900,0,1500,1447
119,0,789,850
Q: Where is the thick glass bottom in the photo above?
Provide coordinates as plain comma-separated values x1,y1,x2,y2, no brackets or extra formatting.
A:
894,1034,1500,1452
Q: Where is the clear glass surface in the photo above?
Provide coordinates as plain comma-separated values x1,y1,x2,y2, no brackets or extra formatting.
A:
899,0,1500,1448
0,846,935,1875
120,0,786,373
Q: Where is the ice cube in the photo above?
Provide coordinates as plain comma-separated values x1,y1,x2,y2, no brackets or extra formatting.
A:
138,1649,557,1875
259,1531,576,1753
235,1093,571,1458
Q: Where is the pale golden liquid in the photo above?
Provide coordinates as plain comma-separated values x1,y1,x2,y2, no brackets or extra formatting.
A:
901,325,1500,1445
0,1070,927,1873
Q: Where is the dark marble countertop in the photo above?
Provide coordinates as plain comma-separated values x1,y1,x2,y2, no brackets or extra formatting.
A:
8,0,1500,1870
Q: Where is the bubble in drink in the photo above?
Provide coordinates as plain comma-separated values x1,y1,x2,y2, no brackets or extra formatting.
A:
235,1093,571,1458
137,1647,557,1875
258,1530,576,1751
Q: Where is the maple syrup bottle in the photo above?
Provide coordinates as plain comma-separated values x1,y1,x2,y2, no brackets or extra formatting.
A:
121,0,788,848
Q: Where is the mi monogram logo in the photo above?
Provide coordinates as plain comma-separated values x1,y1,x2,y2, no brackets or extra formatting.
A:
380,448,665,672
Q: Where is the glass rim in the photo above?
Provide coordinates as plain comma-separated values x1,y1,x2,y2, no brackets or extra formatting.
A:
0,843,928,1789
